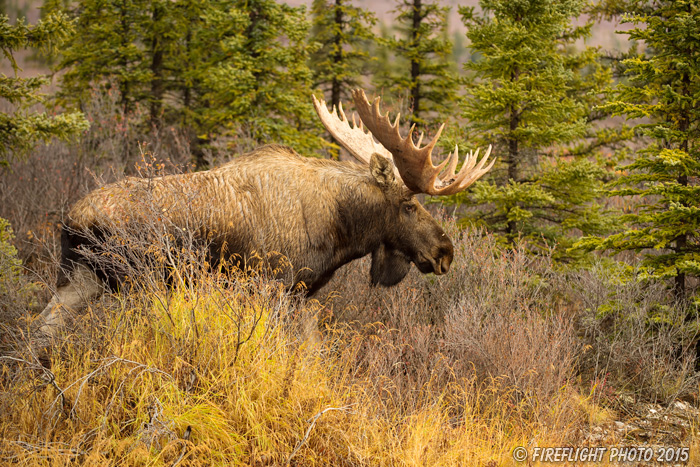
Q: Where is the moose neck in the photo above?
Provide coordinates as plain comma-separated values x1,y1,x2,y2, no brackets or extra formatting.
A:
331,172,392,263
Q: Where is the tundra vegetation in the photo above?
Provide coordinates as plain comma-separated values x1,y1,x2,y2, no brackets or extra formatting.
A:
1,0,699,465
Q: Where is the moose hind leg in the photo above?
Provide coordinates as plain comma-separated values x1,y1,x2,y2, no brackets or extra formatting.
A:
36,263,103,345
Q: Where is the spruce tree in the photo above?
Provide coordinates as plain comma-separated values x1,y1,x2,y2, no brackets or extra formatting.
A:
53,0,323,160
453,0,615,258
309,0,375,109
54,0,151,118
203,0,323,154
308,0,376,156
0,12,88,164
576,0,700,301
169,0,251,164
375,0,458,126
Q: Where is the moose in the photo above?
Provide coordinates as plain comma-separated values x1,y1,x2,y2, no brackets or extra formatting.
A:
36,89,494,341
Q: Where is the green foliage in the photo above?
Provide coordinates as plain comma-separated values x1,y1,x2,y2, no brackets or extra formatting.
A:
0,13,88,164
166,0,249,161
374,0,458,125
53,0,151,116
451,0,616,260
51,0,323,161
308,0,376,157
309,0,376,108
0,217,37,320
210,0,323,154
0,217,21,293
575,0,700,301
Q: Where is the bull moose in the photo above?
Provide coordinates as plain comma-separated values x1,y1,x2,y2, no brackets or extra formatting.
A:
36,89,494,340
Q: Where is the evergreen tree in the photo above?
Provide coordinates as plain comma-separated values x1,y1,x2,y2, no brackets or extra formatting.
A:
576,0,700,301
54,0,151,117
202,0,323,155
375,0,458,126
167,0,251,164
0,12,88,164
309,0,375,110
308,0,376,156
453,0,616,259
52,0,323,161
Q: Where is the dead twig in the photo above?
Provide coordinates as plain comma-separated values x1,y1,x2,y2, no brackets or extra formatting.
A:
0,355,70,418
2,440,86,461
286,405,355,466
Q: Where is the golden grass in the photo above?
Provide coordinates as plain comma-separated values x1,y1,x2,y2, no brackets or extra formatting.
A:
0,278,617,466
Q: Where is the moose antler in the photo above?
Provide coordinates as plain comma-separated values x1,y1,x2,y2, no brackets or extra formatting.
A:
351,89,495,196
312,90,495,195
312,94,395,167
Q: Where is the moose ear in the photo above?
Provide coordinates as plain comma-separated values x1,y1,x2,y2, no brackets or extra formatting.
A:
369,153,395,187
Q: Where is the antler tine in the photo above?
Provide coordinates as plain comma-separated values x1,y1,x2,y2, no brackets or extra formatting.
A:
338,101,347,122
432,145,496,195
312,93,394,166
406,124,416,148
465,147,495,184
351,88,495,195
438,145,460,182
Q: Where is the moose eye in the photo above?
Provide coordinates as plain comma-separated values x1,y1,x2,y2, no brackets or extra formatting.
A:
404,203,416,214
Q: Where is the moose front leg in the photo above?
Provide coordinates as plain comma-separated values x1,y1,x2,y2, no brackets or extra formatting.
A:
34,263,103,355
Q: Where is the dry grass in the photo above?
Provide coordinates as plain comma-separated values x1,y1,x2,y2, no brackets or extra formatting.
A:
0,270,575,466
2,216,699,464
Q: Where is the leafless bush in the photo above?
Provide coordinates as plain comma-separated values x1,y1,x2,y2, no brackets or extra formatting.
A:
0,87,200,271
322,218,699,412
571,263,699,404
442,252,577,411
319,221,578,420
76,86,195,172
0,141,93,273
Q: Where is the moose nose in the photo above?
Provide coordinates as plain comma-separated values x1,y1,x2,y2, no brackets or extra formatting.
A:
435,253,452,275
432,240,454,275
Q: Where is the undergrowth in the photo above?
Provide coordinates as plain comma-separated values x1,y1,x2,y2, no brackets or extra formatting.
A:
2,213,700,464
0,269,570,466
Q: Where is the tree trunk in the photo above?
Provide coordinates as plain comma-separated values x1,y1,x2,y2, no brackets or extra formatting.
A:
675,70,690,302
506,67,521,240
330,0,343,110
327,0,344,157
674,144,688,302
149,1,165,129
409,0,422,127
119,0,131,118
119,0,131,166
